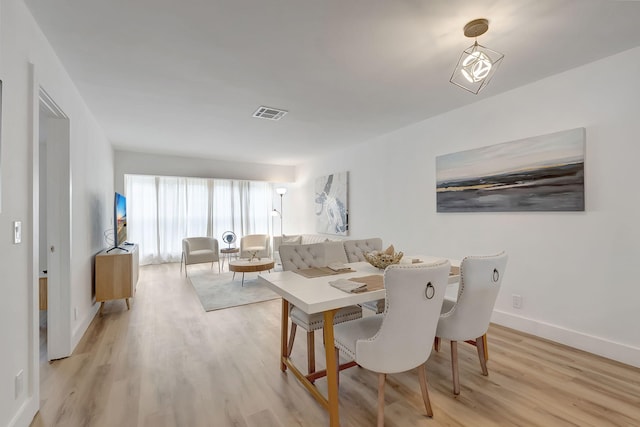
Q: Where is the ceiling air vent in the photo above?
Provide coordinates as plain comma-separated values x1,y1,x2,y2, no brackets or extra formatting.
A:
253,106,288,121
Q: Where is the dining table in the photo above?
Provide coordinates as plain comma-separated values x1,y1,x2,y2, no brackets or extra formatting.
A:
257,256,461,426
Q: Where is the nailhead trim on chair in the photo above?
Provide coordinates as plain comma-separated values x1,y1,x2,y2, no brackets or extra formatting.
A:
291,306,363,331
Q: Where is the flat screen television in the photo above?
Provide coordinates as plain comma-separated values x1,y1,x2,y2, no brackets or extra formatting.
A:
114,192,127,248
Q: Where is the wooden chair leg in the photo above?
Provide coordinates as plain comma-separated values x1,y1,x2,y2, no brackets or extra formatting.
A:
417,364,434,417
482,333,489,361
476,335,489,376
307,331,316,374
335,347,340,388
434,336,441,352
464,334,490,361
287,323,297,357
377,373,386,427
450,341,460,395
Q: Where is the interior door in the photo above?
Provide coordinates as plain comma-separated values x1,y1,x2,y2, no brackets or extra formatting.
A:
41,95,72,361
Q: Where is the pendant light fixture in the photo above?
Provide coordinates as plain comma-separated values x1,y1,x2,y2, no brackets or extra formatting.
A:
450,18,504,94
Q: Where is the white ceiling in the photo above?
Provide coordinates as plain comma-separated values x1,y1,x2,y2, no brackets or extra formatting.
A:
24,0,640,166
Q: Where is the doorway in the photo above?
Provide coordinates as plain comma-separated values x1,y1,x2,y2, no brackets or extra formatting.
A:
38,87,72,361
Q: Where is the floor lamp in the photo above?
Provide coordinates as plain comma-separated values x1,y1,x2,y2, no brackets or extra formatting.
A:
272,187,287,236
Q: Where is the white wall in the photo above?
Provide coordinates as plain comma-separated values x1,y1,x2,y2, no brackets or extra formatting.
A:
295,47,640,368
114,150,296,193
0,0,114,426
0,3,636,425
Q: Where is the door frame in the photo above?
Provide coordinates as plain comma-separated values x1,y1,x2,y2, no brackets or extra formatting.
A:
41,88,72,361
31,65,73,365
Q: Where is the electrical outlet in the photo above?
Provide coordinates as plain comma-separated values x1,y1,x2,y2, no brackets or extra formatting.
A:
15,370,24,399
512,294,523,309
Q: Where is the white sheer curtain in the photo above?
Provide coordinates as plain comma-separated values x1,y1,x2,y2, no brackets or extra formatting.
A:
125,175,273,265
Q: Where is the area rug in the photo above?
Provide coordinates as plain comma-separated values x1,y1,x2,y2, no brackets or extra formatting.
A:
188,270,280,312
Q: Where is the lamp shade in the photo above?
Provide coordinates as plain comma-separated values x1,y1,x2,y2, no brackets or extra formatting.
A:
450,42,504,94
276,187,287,195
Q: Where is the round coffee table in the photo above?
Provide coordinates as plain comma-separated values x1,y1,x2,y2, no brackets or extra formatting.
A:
229,258,275,286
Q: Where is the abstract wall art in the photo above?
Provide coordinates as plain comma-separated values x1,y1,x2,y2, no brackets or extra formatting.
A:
436,128,585,212
315,171,348,235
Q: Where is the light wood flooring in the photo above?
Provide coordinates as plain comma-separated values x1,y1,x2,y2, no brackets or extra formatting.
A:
32,262,640,426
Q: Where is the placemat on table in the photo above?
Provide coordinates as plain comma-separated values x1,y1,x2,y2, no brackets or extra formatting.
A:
293,266,355,278
350,275,384,292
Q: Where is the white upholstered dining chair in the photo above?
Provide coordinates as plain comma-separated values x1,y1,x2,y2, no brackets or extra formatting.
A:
435,251,508,395
181,237,220,275
333,261,450,426
279,242,361,375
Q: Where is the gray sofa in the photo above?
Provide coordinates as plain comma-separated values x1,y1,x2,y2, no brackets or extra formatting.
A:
275,235,382,268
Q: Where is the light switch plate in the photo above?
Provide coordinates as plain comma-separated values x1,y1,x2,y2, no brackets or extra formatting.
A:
15,370,24,399
13,221,22,244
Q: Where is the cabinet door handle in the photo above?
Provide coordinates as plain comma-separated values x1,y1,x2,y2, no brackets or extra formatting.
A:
50,245,55,253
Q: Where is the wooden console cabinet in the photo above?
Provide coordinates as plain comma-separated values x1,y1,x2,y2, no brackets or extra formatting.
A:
95,244,139,314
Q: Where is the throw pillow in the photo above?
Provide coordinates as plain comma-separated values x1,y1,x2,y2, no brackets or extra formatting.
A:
281,235,302,245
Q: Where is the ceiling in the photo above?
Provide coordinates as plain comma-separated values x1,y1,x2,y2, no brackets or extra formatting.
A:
24,0,640,166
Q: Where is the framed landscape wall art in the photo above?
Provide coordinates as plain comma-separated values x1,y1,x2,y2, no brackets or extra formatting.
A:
315,171,348,235
436,128,585,212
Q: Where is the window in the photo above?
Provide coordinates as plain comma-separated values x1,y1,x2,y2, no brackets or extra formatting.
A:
125,175,273,265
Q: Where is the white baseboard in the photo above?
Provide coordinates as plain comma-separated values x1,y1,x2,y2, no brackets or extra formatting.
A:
71,302,101,350
8,396,38,427
492,310,640,369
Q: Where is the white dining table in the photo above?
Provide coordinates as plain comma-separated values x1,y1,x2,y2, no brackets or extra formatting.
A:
258,256,460,427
